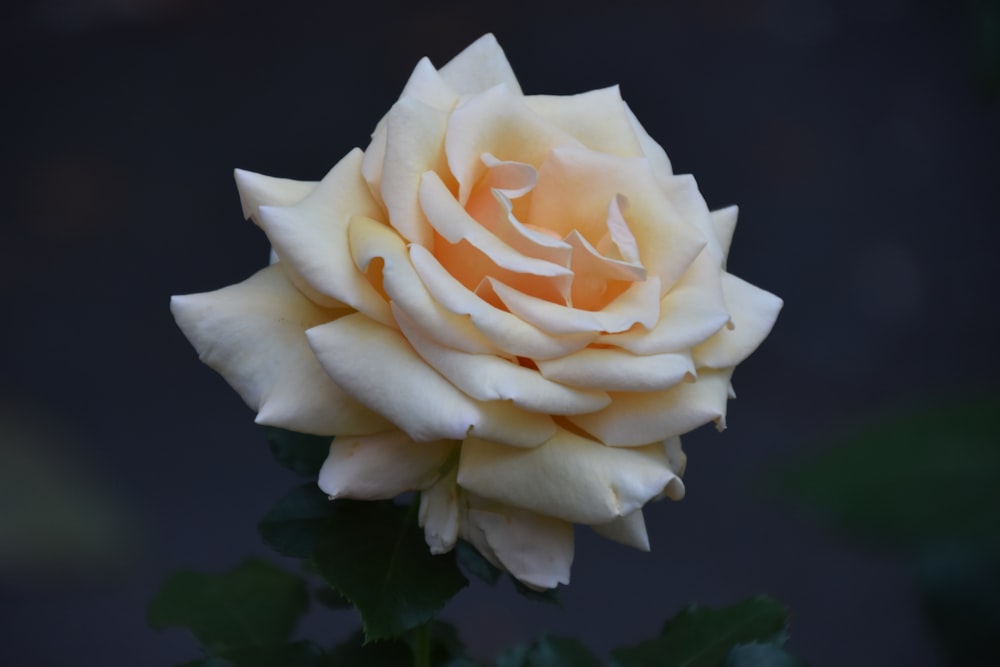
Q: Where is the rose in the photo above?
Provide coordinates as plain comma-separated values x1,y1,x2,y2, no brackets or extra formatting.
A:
171,34,782,590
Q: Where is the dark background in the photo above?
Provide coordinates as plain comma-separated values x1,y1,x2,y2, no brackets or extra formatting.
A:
2,0,998,665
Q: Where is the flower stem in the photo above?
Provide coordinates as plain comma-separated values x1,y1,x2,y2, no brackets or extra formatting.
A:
414,621,431,667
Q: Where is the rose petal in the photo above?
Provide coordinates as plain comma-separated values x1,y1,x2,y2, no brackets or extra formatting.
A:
420,171,573,302
458,429,678,524
318,431,456,500
600,251,729,354
409,244,597,359
361,116,388,207
437,33,522,96
419,467,460,554
711,205,739,264
489,274,662,335
306,313,556,447
624,101,673,178
467,500,573,590
660,174,724,265
536,347,694,392
446,85,581,204
524,86,644,157
394,304,611,415
692,273,783,368
234,169,317,224
257,149,393,323
399,57,460,110
380,97,453,247
171,265,391,436
567,368,734,447
664,436,687,479
348,214,500,354
591,510,650,551
529,146,706,292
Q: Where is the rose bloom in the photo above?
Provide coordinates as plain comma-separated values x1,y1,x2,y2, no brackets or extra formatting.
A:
172,35,781,589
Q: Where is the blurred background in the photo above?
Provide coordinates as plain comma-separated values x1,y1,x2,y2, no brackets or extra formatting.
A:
2,0,998,664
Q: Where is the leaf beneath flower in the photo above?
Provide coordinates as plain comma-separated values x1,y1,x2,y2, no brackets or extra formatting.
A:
495,636,601,667
610,596,789,667
264,427,332,477
258,483,332,558
178,641,328,667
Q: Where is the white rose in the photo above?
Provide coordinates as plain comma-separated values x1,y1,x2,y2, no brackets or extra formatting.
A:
171,34,782,590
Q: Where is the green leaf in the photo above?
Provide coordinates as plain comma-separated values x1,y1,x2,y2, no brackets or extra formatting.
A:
512,578,561,606
149,558,308,654
264,427,332,476
180,641,328,667
312,499,468,640
918,542,1000,666
456,539,501,585
767,395,1000,551
259,483,332,558
421,619,469,667
330,630,412,666
496,636,601,667
610,596,789,667
724,642,806,667
314,586,353,610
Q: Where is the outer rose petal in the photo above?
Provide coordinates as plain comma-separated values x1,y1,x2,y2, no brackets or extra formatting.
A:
623,101,673,178
419,467,461,554
257,149,392,324
457,429,679,524
318,431,455,500
465,499,573,590
693,273,784,369
592,509,650,551
524,86,644,158
437,33,522,96
536,347,694,392
170,265,391,436
234,169,317,224
711,205,739,264
306,313,556,447
568,368,734,447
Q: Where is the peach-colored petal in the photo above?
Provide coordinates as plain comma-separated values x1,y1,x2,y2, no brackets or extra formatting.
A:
318,431,456,500
257,149,392,322
348,215,500,354
437,33,522,96
467,500,573,590
600,251,729,354
394,304,611,415
380,97,452,247
524,86,644,157
306,313,556,447
529,146,706,291
446,85,581,204
567,368,734,447
409,245,597,359
536,347,693,392
458,429,678,524
234,169,317,225
490,274,662,335
170,265,391,436
591,510,650,551
693,273,783,369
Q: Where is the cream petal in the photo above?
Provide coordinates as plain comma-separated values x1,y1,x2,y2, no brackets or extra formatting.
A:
536,347,694,392
348,215,499,354
457,429,678,524
257,149,393,323
409,245,597,359
361,116,388,207
446,85,581,204
600,251,729,354
419,467,461,554
306,313,556,447
660,174,724,265
394,304,611,415
399,56,460,109
170,264,391,436
591,510,650,551
234,169,317,225
318,431,456,500
380,97,452,246
437,33,522,96
467,501,573,590
693,273,783,369
490,274,662,335
420,171,573,299
623,101,673,178
567,368,734,447
529,146,706,291
524,86,644,157
710,205,739,264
